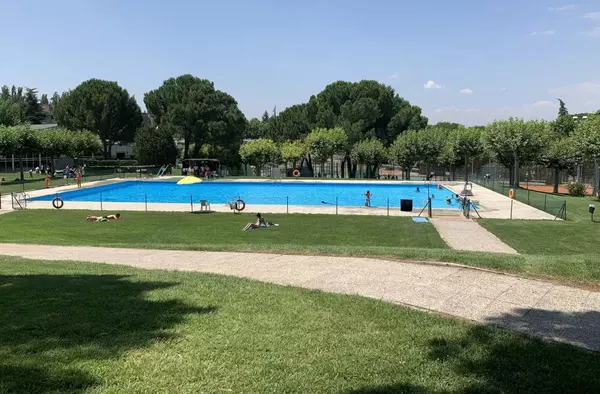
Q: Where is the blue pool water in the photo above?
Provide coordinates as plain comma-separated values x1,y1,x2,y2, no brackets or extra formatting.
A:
33,181,462,209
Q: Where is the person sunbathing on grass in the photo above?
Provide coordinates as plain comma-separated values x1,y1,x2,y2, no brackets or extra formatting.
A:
243,213,279,231
86,213,122,222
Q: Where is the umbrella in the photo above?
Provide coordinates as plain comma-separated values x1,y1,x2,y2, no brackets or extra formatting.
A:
177,176,203,185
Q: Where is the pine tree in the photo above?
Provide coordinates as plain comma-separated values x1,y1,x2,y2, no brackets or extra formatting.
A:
23,88,45,124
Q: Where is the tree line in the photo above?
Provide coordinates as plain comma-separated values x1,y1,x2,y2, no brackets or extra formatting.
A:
241,100,600,194
0,125,100,180
2,76,600,190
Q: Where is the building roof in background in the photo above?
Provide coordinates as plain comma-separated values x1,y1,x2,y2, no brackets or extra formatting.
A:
30,123,58,130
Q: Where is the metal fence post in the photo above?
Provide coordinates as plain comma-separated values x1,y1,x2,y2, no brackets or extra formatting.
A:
387,198,389,216
527,188,530,205
510,199,513,220
336,197,338,215
544,194,547,212
100,193,103,211
145,194,148,212
286,196,289,214
190,195,193,212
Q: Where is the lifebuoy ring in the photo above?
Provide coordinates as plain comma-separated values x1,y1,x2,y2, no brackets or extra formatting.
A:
235,199,246,212
508,189,514,199
52,197,64,209
292,169,300,177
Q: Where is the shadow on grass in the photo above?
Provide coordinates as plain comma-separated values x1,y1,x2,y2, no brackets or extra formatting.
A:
349,309,600,394
0,274,216,393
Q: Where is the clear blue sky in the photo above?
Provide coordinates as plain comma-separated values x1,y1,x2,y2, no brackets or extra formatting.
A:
1,0,599,126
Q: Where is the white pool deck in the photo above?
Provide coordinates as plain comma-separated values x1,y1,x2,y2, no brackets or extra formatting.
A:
0,177,556,220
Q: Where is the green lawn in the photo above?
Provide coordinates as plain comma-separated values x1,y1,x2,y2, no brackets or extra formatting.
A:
2,257,599,393
2,210,600,288
479,193,600,255
0,210,446,251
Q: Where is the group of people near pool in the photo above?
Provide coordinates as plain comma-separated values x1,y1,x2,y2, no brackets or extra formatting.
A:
362,184,464,207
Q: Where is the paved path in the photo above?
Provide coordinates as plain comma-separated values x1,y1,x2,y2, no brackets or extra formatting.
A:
446,182,556,220
431,217,519,254
0,244,598,351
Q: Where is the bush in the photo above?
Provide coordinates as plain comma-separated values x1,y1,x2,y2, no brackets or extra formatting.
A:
566,182,587,197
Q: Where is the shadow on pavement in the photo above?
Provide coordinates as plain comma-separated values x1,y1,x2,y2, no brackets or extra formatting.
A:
0,274,216,393
484,308,600,351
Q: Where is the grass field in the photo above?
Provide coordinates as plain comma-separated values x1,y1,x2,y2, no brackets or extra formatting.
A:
2,210,600,288
479,192,600,255
1,256,599,393
0,210,446,250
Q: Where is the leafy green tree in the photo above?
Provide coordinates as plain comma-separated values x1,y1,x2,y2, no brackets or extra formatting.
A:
0,99,21,126
482,118,547,187
54,79,142,158
65,130,102,166
305,128,333,176
351,138,386,178
389,130,420,180
40,94,49,106
304,127,346,176
414,128,445,176
265,104,312,142
37,128,70,164
133,126,178,165
428,122,463,130
145,75,246,160
574,115,600,169
246,118,266,139
539,136,578,193
261,110,270,123
279,140,305,170
23,88,45,124
307,80,427,177
553,99,576,137
239,139,280,176
0,125,38,180
446,126,483,180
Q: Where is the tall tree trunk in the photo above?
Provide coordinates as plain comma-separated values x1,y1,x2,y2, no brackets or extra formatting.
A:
553,167,560,194
19,155,24,180
508,165,514,187
340,157,345,178
183,139,190,159
404,166,411,180
331,155,335,178
346,154,353,178
513,154,520,188
464,155,469,181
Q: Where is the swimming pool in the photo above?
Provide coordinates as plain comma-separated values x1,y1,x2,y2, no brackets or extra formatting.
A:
33,180,462,209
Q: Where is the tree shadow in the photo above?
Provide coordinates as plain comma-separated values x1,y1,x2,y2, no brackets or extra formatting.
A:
0,274,216,393
483,308,600,352
348,309,600,394
426,309,600,393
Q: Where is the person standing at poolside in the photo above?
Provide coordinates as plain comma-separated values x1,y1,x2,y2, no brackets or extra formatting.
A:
364,190,372,207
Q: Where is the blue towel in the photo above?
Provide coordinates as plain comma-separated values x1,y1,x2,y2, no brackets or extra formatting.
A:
412,217,429,223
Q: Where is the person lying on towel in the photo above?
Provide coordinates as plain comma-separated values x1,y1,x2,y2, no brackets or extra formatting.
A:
243,213,279,231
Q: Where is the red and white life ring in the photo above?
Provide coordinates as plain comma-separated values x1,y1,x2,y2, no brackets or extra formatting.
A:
292,169,300,177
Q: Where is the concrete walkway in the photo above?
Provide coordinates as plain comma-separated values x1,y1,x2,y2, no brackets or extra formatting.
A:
431,217,518,254
0,244,598,351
